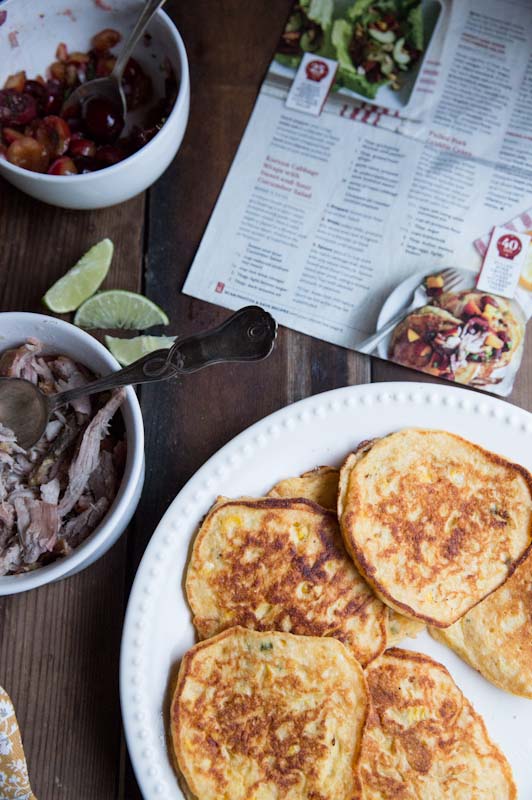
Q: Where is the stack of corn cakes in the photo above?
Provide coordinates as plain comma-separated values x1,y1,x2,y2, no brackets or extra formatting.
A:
170,428,532,798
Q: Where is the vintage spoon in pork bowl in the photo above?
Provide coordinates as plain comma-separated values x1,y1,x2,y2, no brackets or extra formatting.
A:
0,306,276,450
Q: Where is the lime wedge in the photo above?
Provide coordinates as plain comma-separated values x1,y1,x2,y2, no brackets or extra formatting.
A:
74,290,169,329
105,335,176,366
43,238,114,313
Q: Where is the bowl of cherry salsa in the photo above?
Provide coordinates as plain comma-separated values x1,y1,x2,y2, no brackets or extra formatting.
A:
0,0,189,208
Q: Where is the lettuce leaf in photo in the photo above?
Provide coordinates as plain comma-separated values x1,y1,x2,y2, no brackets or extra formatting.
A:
408,4,424,50
332,18,384,99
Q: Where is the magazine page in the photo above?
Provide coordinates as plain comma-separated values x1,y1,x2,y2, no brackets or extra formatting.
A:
183,0,532,395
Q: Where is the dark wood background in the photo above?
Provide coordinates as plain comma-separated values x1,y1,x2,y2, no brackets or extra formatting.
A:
0,2,531,798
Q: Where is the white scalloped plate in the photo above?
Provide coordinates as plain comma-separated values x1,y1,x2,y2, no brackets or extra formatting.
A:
121,381,532,799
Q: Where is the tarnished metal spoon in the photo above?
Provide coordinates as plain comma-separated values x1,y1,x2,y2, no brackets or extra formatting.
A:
0,306,276,450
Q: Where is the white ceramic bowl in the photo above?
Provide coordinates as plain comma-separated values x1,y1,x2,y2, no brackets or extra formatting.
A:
0,313,145,595
0,0,190,209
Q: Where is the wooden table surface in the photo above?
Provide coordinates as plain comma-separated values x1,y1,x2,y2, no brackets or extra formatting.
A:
1,2,531,798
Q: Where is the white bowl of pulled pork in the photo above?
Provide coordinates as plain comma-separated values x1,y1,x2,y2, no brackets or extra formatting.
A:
0,313,144,594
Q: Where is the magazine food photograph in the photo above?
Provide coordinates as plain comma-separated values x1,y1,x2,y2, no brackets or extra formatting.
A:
0,1,531,799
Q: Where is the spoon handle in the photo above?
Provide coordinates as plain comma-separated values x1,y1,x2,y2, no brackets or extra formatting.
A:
112,0,167,80
50,306,276,411
172,305,277,374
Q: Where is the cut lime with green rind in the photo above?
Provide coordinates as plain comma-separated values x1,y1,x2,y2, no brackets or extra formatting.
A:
74,290,169,330
43,238,114,313
105,335,176,366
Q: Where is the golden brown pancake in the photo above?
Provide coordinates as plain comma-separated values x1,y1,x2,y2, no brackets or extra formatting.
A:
267,465,424,645
430,551,532,698
386,610,424,646
359,648,517,799
268,465,340,509
338,429,532,627
186,496,387,665
171,627,369,800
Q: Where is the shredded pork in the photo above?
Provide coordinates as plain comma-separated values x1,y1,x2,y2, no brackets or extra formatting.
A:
0,339,126,576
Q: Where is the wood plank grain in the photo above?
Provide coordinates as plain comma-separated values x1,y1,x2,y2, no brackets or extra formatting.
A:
123,1,369,796
0,183,144,311
126,0,371,562
0,180,145,799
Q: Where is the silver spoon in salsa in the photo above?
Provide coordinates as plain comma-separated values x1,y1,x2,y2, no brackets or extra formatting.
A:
62,0,166,143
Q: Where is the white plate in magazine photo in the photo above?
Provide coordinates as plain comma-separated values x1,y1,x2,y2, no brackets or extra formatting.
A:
375,267,526,395
121,381,532,800
269,0,445,115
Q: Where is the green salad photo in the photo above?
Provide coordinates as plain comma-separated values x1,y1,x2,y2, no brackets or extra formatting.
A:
275,0,425,101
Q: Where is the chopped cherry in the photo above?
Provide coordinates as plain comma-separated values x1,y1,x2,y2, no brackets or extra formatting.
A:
163,75,178,116
2,127,24,144
56,42,68,62
65,64,80,87
82,95,124,143
73,155,101,173
67,51,90,65
7,136,49,172
63,116,83,134
44,79,65,115
122,58,152,110
91,28,122,52
69,137,96,158
95,144,125,165
23,80,48,113
48,156,77,175
95,55,117,78
0,90,38,126
33,116,71,157
4,71,27,92
2,28,176,175
127,124,159,151
50,61,66,81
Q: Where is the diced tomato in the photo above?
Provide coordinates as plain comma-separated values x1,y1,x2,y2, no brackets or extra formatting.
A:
91,28,122,52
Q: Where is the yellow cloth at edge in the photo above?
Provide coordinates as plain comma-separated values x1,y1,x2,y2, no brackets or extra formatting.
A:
0,686,36,800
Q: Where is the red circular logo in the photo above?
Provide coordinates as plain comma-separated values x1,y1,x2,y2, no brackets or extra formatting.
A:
305,60,329,82
496,234,522,260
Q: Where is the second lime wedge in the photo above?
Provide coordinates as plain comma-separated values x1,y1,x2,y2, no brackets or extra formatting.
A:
43,238,114,313
105,335,176,366
74,290,169,330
